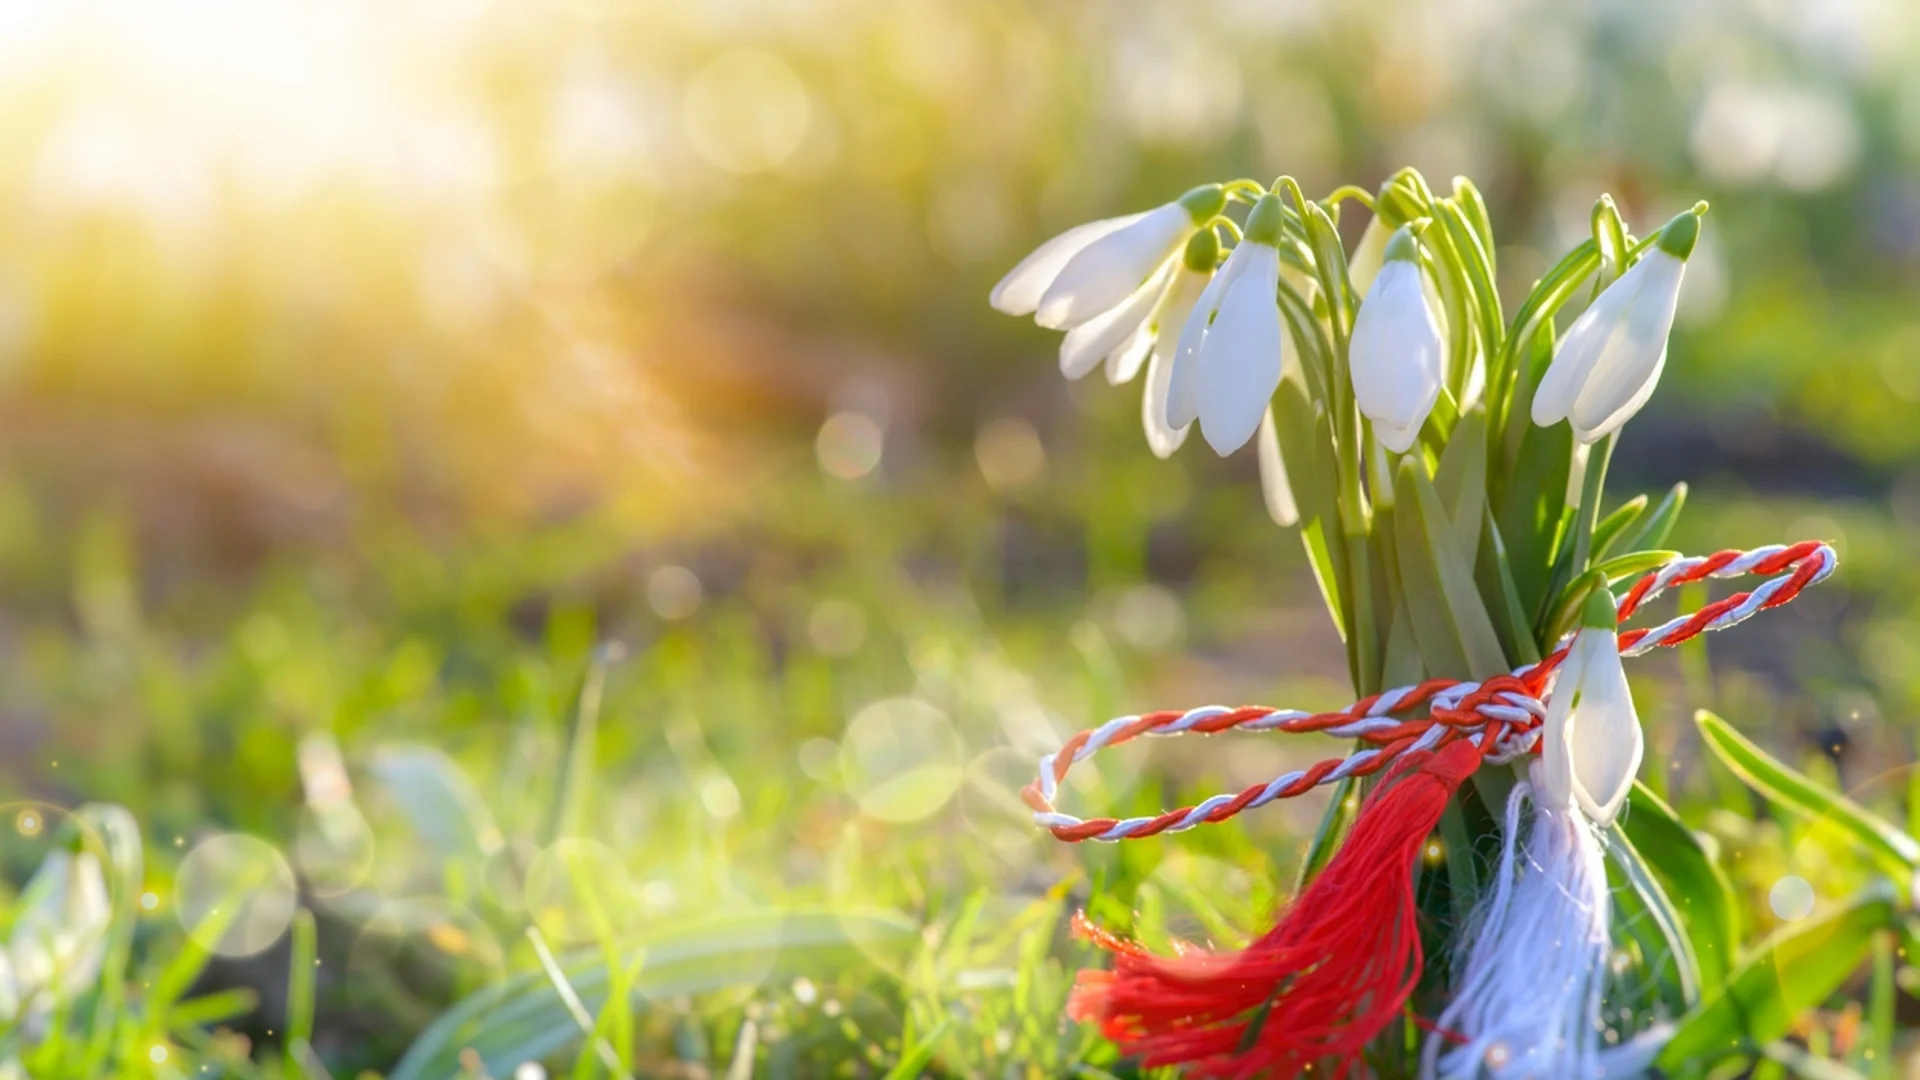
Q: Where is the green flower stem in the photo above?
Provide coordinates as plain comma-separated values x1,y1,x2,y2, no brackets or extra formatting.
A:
1322,184,1376,210
1568,432,1616,581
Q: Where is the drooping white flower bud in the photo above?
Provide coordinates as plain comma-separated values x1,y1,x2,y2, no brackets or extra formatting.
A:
989,186,1225,331
1137,233,1220,458
1532,206,1705,444
1539,589,1643,827
1165,193,1288,456
1349,227,1443,453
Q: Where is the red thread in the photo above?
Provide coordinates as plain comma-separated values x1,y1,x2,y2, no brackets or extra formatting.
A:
1026,541,1832,842
1067,738,1481,1079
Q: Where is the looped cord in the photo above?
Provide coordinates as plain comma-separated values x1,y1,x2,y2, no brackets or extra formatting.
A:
1024,540,1836,843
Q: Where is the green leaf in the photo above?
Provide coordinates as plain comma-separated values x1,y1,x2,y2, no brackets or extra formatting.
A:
1296,775,1357,891
1432,406,1487,557
285,908,318,1078
547,649,613,845
1393,458,1508,678
1696,710,1920,883
884,1017,954,1080
1475,514,1539,664
1607,822,1701,1013
1761,1042,1871,1080
1493,332,1574,623
1590,494,1648,561
1495,239,1599,432
1592,549,1682,584
1273,373,1334,534
1658,883,1897,1072
1541,569,1609,651
1622,783,1739,996
390,909,920,1080
1436,802,1481,932
1620,482,1688,555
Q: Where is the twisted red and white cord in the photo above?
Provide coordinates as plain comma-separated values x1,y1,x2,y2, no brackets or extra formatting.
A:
1025,540,1836,843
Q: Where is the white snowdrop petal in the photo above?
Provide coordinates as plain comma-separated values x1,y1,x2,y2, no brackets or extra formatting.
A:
1196,251,1283,455
1166,247,1244,430
1056,259,1174,380
1350,262,1442,435
1141,346,1191,459
1579,347,1668,444
1564,634,1642,827
989,212,1145,316
1256,408,1298,525
1105,320,1156,385
1373,416,1423,454
1538,644,1585,814
1036,204,1193,329
1569,256,1684,441
1530,259,1647,427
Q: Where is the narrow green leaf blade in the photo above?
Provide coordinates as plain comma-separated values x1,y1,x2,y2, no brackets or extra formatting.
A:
883,1018,954,1080
1696,710,1920,880
1591,494,1648,561
1658,883,1897,1070
1396,458,1508,677
1620,482,1688,555
1432,406,1487,557
390,909,920,1080
1622,783,1739,996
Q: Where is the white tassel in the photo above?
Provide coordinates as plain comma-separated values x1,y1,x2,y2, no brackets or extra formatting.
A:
1422,765,1612,1079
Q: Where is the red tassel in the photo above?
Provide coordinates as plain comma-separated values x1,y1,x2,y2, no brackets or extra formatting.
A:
1067,738,1480,1079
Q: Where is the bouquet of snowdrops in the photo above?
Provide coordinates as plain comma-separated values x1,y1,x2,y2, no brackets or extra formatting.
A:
995,168,1900,1079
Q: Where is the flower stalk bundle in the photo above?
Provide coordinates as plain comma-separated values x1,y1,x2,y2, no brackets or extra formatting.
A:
992,169,1858,1077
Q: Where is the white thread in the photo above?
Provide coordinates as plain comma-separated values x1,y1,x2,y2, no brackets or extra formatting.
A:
1423,772,1612,1080
1030,543,1837,840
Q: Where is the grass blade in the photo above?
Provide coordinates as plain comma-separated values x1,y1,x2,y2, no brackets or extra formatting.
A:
1696,710,1920,883
1658,882,1897,1073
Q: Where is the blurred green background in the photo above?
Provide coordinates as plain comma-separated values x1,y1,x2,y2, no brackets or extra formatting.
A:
3,0,1920,1074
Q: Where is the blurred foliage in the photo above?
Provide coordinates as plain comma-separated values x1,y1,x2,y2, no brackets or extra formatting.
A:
0,0,1917,1074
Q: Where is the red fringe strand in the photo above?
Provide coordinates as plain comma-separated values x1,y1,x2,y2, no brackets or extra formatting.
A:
1067,738,1480,1079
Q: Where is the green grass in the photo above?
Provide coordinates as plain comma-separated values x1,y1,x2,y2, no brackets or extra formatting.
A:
0,396,1915,1076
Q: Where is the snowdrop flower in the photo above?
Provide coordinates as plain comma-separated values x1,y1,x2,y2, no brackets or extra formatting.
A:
1349,227,1443,453
9,846,112,1010
1135,232,1221,458
1166,193,1288,456
1540,590,1642,827
1532,206,1705,443
990,185,1227,330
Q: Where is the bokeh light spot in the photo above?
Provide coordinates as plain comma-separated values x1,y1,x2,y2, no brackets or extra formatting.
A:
807,598,868,656
840,698,963,823
1108,583,1185,652
974,417,1046,493
1769,874,1816,921
176,833,297,958
797,737,840,781
647,565,704,620
683,49,811,175
817,412,884,480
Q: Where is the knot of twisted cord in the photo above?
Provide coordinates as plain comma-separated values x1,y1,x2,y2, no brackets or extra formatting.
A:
1023,540,1836,843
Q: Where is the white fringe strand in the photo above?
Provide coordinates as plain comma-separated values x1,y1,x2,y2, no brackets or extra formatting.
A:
1423,770,1611,1079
